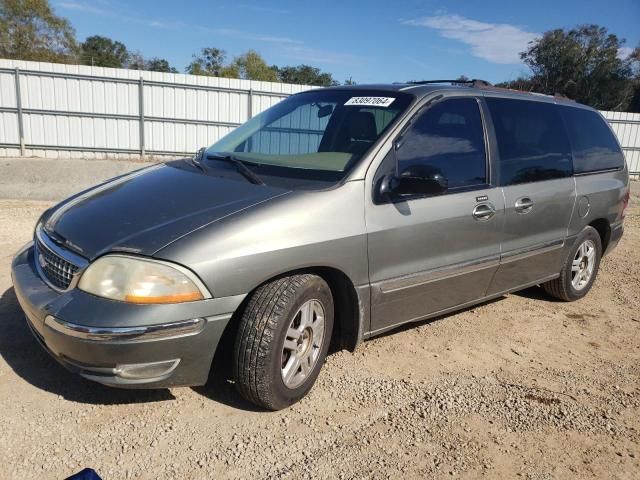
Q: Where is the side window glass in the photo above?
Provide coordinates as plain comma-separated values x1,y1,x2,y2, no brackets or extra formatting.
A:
486,98,572,186
396,98,487,190
560,107,624,173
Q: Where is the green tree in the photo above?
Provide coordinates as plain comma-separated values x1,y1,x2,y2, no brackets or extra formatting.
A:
80,35,129,68
452,75,471,86
275,64,338,86
126,52,178,73
146,57,178,73
186,47,226,76
126,51,146,70
495,77,535,91
223,50,278,82
521,25,634,110
343,77,357,85
0,0,78,62
185,47,344,85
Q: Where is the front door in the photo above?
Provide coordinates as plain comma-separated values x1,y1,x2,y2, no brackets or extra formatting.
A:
366,96,504,334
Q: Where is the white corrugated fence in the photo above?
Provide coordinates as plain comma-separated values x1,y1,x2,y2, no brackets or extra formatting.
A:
600,110,640,177
0,59,639,176
0,59,310,159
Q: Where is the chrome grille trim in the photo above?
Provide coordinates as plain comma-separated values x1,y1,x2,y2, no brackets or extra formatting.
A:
34,227,88,292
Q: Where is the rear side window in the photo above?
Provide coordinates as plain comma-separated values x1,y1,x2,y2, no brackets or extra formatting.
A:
486,98,572,186
560,107,624,173
397,97,487,190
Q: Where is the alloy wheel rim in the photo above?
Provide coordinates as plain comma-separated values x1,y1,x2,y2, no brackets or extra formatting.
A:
571,239,596,291
281,299,325,389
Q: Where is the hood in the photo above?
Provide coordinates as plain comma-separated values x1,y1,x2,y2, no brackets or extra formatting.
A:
42,161,289,260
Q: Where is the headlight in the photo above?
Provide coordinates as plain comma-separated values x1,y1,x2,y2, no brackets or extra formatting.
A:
78,255,210,304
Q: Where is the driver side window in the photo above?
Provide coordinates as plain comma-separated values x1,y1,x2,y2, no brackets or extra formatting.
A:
397,98,487,190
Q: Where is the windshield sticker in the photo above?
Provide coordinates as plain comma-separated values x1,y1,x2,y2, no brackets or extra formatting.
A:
344,97,396,107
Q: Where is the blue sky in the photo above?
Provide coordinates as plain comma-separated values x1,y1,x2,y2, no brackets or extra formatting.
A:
55,0,640,84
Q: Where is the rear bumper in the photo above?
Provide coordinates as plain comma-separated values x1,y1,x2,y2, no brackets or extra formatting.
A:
11,244,245,388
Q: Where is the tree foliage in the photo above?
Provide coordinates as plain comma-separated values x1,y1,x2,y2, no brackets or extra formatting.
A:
145,57,178,73
0,1,350,85
186,47,226,76
187,48,283,82
0,0,78,62
494,77,535,91
80,35,129,68
222,50,278,81
274,64,338,86
520,25,634,110
186,50,348,85
127,52,177,73
126,51,146,70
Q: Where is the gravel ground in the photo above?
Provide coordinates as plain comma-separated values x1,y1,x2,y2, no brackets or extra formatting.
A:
0,184,639,480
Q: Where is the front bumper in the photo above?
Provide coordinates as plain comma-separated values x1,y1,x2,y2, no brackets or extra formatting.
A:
11,244,245,388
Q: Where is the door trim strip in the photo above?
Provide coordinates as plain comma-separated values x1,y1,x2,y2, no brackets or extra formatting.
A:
500,239,564,264
377,254,500,294
374,239,565,295
366,272,560,338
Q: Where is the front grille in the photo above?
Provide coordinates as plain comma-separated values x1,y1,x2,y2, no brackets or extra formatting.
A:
35,236,80,290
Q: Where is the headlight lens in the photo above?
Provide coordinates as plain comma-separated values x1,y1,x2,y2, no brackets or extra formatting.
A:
78,255,209,304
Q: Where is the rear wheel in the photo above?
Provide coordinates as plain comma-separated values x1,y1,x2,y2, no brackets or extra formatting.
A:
233,274,334,410
543,226,602,301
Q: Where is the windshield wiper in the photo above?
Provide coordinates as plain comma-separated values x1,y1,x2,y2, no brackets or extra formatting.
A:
206,153,265,186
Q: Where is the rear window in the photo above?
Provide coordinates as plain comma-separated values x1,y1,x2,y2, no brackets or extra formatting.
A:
486,98,572,186
560,107,624,174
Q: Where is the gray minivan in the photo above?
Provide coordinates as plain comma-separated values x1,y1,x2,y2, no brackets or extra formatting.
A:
11,80,630,410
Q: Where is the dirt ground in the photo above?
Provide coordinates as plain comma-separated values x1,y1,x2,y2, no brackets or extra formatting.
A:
1,184,639,480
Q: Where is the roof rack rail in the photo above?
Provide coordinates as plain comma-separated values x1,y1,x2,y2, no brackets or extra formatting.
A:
405,79,492,88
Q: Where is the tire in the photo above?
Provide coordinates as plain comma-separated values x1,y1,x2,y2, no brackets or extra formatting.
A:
543,226,602,301
233,274,334,410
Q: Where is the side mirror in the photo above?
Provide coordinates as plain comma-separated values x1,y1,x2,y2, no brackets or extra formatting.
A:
194,147,206,162
379,164,448,199
317,104,334,118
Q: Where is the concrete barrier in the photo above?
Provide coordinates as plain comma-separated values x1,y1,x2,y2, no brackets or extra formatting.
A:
1,156,637,203
0,157,157,201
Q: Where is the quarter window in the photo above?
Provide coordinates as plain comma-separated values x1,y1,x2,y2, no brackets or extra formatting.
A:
560,107,624,173
486,98,572,186
396,98,487,190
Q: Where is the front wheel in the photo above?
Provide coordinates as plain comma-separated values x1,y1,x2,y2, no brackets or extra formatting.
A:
233,274,334,410
543,226,602,301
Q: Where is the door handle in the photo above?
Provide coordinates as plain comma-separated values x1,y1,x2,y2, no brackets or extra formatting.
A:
472,203,495,221
515,197,534,214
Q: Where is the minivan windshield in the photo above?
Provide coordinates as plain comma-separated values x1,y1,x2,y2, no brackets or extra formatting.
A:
205,89,413,188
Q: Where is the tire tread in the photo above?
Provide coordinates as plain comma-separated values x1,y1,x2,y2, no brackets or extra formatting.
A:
233,274,318,409
542,226,602,302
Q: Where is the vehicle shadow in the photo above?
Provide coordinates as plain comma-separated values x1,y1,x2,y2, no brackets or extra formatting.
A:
192,367,264,413
0,282,558,409
0,287,174,405
512,285,563,302
191,315,266,412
